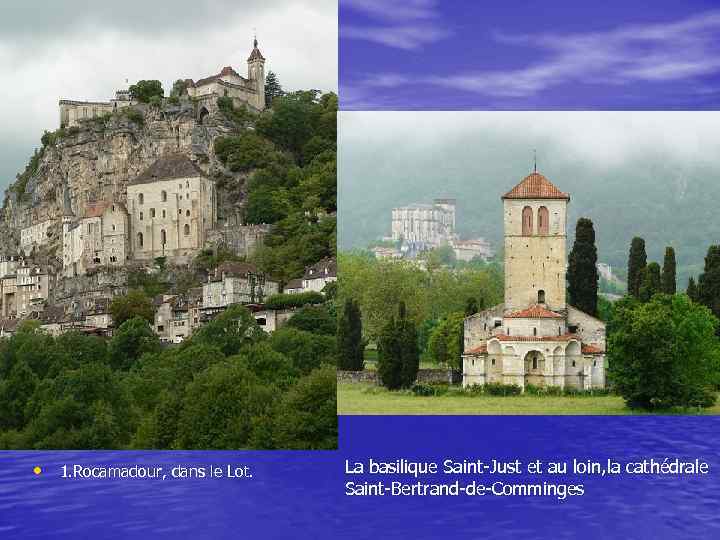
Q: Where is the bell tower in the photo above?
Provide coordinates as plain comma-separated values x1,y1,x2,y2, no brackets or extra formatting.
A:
247,37,266,110
502,169,569,313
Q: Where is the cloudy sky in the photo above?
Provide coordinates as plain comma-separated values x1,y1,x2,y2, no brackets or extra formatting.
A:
340,0,720,109
339,111,720,279
0,0,337,190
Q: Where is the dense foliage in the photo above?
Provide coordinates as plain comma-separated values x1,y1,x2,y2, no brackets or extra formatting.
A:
698,245,720,330
567,218,599,316
110,289,154,327
337,299,364,371
129,80,164,103
638,262,662,303
377,303,419,390
608,294,720,410
426,313,464,369
213,90,337,283
0,306,337,450
338,253,503,342
627,237,647,298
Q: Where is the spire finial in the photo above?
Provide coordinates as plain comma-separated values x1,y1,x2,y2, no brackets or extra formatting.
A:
253,28,258,49
533,149,537,173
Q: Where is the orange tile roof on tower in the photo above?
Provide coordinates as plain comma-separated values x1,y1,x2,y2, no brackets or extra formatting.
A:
505,304,563,319
501,171,570,200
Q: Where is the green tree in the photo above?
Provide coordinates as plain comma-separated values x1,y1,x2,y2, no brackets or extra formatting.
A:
129,80,164,103
427,312,465,369
175,362,274,449
608,294,720,409
108,317,160,371
465,297,479,316
567,218,599,316
698,245,720,326
188,304,264,356
627,237,647,298
639,262,662,302
285,304,336,336
170,79,188,97
271,365,337,450
398,303,420,387
661,246,677,295
269,327,335,376
377,315,402,390
0,361,37,430
687,276,699,302
264,71,284,107
337,299,364,371
110,289,154,327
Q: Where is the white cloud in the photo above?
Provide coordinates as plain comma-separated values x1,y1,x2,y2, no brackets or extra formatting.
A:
0,1,337,188
354,10,720,98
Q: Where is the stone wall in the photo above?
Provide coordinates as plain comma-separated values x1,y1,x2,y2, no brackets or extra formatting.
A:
336,368,461,385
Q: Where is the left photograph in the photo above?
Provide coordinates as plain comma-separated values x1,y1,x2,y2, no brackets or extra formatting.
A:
0,1,337,449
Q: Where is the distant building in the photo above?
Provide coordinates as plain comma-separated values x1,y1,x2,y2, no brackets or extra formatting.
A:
154,295,191,343
16,263,51,317
451,238,494,262
391,199,456,250
59,90,135,128
20,219,54,256
597,262,613,282
202,262,280,315
283,278,304,294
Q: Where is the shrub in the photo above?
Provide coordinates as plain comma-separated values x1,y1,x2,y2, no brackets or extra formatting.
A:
264,291,325,310
483,383,522,396
411,383,435,396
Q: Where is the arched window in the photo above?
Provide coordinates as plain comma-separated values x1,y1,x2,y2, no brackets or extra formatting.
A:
161,191,167,202
150,208,155,218
138,193,144,205
538,206,549,235
538,289,546,304
522,206,533,235
184,224,190,236
162,209,166,218
186,210,190,217
137,232,143,248
160,229,167,245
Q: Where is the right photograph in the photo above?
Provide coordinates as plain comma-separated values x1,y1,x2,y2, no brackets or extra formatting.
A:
337,111,720,415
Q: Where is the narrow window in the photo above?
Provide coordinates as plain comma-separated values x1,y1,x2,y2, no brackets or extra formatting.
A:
184,224,190,236
161,191,167,202
139,212,143,221
150,208,155,218
138,193,144,205
137,232,143,247
160,229,167,245
522,206,533,235
533,327,537,336
532,357,537,370
538,206,549,235
538,289,545,304
186,210,190,217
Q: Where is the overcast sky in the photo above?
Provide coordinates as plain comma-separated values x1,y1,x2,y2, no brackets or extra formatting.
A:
339,111,720,277
0,0,337,190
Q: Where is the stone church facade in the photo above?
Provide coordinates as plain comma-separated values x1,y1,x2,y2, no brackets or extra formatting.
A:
462,170,606,390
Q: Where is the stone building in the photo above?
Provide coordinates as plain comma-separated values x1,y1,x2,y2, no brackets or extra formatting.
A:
186,38,266,118
127,154,217,264
154,295,192,343
202,262,279,314
16,263,51,317
302,257,337,293
391,199,456,250
462,170,606,391
20,219,54,256
62,198,130,277
59,90,135,128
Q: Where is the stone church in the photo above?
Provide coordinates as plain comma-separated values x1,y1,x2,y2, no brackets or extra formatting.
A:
462,170,606,390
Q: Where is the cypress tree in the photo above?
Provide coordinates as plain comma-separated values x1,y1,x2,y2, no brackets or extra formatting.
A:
687,276,699,302
638,262,661,302
377,315,402,390
567,218,599,316
661,246,677,295
698,245,720,324
398,304,420,388
337,299,364,370
264,71,284,107
627,237,647,298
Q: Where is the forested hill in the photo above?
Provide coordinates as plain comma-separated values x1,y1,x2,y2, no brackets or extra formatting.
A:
340,137,719,287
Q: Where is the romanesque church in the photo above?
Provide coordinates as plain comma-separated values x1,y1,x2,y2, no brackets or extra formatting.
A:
462,170,606,390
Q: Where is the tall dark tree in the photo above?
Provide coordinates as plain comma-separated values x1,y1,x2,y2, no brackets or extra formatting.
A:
567,218,599,316
465,297,479,316
377,315,402,390
687,276,699,302
337,299,364,371
661,246,677,295
398,305,420,388
639,262,662,303
698,245,720,325
627,237,647,298
264,71,284,107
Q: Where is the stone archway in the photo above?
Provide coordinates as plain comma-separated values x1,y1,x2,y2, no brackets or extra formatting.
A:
198,106,210,124
523,350,546,387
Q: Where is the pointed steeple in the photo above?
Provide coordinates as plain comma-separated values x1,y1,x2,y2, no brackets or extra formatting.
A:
248,36,265,62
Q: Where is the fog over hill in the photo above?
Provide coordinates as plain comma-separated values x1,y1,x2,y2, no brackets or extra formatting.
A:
339,111,720,286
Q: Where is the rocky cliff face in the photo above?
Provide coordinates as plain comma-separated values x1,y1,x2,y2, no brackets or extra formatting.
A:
1,102,248,259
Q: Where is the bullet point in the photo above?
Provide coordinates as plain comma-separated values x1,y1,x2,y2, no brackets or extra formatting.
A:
33,466,42,475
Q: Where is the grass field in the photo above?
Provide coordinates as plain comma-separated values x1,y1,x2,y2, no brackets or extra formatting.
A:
337,382,720,415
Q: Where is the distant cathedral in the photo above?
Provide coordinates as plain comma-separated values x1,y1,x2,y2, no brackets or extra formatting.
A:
462,169,606,390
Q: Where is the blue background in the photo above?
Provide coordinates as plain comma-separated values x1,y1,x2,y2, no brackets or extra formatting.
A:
2,416,719,539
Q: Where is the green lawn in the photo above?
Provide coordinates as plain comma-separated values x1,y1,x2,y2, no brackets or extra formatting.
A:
338,382,720,415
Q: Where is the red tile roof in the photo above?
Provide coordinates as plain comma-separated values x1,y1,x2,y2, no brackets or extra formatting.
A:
581,343,604,354
493,333,578,342
505,304,563,319
502,171,570,200
465,344,487,354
